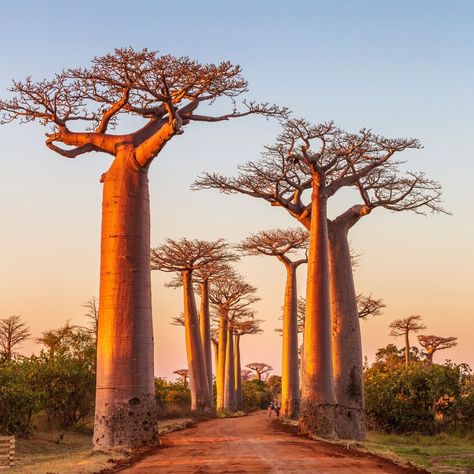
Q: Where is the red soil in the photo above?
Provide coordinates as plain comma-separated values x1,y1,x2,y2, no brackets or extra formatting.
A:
120,410,425,473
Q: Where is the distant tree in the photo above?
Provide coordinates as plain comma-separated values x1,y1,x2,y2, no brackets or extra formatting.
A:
246,362,272,381
390,315,426,367
417,335,458,364
233,316,263,409
151,238,236,414
208,269,259,412
241,369,253,382
0,315,31,361
82,297,99,341
357,295,385,319
173,369,189,387
237,228,307,418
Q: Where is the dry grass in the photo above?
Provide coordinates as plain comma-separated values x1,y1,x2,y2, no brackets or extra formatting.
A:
8,418,194,474
365,432,474,474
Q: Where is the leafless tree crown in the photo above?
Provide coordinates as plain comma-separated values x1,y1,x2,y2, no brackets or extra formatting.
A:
417,335,458,353
389,315,426,337
0,48,288,163
357,294,385,319
193,119,446,226
0,315,31,360
151,238,237,273
236,228,309,258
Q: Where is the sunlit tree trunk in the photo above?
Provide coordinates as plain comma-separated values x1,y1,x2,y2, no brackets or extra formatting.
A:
328,221,365,440
300,175,336,438
280,261,300,419
216,309,228,411
94,146,157,450
224,327,237,412
199,280,213,401
234,334,242,410
182,271,212,414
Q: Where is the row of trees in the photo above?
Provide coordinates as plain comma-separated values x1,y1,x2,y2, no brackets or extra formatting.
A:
0,48,446,447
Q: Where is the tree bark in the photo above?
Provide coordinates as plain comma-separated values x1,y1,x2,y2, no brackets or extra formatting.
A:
300,175,337,438
280,261,300,419
182,270,212,414
234,334,242,410
199,280,213,401
216,309,228,411
328,221,366,440
224,327,237,412
94,145,157,450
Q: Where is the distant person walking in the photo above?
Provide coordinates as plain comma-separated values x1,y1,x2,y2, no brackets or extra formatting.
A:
274,402,280,419
268,401,275,419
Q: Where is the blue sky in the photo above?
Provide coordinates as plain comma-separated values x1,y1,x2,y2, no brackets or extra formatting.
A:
1,1,473,376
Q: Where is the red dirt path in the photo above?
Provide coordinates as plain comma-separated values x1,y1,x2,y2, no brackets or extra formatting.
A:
120,410,424,473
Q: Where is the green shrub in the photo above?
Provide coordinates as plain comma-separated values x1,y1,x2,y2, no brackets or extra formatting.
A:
0,359,44,436
242,379,272,409
365,361,471,434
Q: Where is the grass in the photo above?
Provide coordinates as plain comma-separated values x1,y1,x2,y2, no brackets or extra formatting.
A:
9,417,194,474
364,431,474,473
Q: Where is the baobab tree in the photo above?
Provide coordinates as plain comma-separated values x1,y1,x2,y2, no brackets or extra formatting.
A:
390,315,427,367
151,238,236,414
194,118,444,439
208,269,259,412
237,228,308,418
241,369,253,382
0,48,286,450
194,262,234,400
246,362,272,381
0,315,31,361
417,335,458,364
233,315,263,409
173,369,189,387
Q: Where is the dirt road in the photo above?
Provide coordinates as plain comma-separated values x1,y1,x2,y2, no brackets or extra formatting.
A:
120,411,422,473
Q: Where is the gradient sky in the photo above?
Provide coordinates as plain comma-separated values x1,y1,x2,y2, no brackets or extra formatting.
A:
1,1,473,379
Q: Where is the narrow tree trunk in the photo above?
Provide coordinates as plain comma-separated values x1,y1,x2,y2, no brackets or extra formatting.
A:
280,261,300,419
199,280,213,401
216,309,228,411
405,332,410,367
329,222,365,440
212,340,219,374
182,270,212,414
299,341,304,392
300,176,336,438
94,146,157,450
224,327,237,412
234,334,242,410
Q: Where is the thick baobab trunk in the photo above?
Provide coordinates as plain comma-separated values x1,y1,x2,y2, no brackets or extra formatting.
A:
182,271,212,414
216,310,228,411
94,146,157,450
234,334,242,410
224,327,237,412
280,261,300,419
300,177,337,438
405,332,410,367
328,222,366,440
199,280,213,400
425,350,434,364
